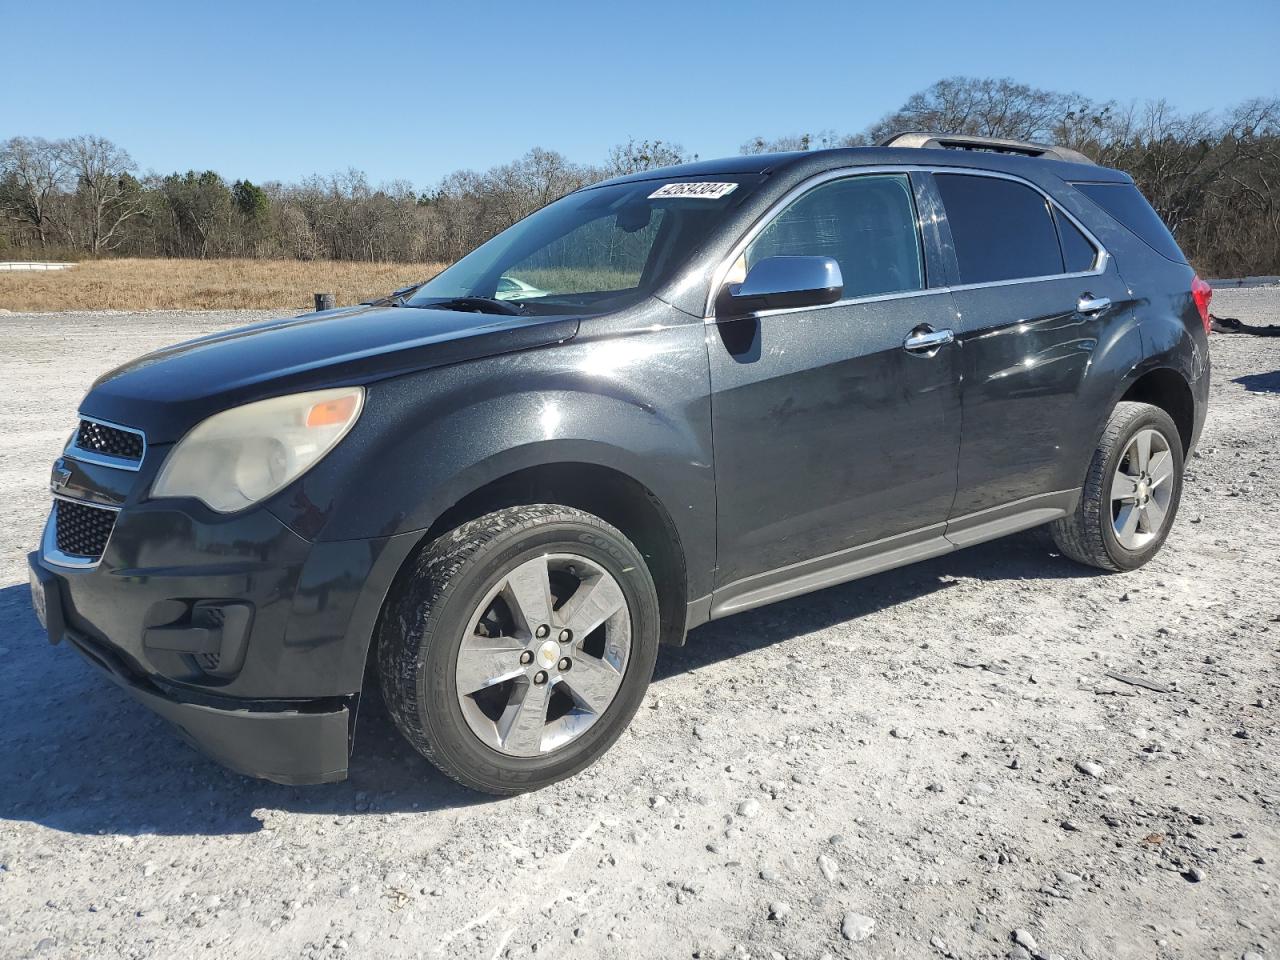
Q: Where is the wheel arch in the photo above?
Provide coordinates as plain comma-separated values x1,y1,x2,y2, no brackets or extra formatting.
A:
369,459,690,669
1118,366,1195,453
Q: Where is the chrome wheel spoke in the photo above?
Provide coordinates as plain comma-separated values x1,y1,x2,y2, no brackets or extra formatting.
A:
455,639,525,696
499,680,552,756
1143,497,1167,533
1112,473,1140,502
561,655,624,715
1116,503,1141,542
503,555,553,634
1148,451,1174,489
1133,430,1152,472
561,573,627,639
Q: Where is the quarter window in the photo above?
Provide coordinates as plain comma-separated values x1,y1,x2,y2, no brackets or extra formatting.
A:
1073,181,1186,264
1055,209,1098,273
935,174,1064,284
744,175,925,299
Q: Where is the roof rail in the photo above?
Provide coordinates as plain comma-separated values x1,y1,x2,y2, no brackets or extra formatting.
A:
880,132,1095,166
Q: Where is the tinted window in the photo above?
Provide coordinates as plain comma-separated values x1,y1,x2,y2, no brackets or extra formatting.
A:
745,175,924,298
1073,182,1186,264
935,174,1064,284
1055,209,1098,273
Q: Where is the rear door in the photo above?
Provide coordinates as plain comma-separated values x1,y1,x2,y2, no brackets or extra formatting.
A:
930,171,1131,519
706,172,962,593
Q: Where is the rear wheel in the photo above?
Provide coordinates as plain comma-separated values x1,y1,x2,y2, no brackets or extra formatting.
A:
377,504,660,794
1050,401,1184,571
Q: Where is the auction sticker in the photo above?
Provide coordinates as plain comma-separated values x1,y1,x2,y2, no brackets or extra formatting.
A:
649,182,738,200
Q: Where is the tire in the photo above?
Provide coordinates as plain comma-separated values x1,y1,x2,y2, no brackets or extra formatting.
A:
1050,401,1185,572
377,504,660,795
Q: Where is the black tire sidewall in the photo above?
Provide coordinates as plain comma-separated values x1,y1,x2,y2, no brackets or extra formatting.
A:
1098,409,1185,571
413,519,659,792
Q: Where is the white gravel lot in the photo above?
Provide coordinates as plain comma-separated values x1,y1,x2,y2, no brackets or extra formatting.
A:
0,292,1277,960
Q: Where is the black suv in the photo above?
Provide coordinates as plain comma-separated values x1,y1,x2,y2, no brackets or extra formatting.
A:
29,133,1211,794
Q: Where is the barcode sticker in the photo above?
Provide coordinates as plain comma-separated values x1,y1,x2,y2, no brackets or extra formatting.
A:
648,182,738,200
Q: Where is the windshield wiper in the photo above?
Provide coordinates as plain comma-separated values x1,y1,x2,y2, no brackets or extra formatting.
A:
409,296,526,316
362,281,428,307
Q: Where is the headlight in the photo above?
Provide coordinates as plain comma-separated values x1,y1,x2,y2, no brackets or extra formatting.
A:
151,387,364,513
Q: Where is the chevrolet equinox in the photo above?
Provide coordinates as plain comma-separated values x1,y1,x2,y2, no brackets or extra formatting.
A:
29,133,1212,794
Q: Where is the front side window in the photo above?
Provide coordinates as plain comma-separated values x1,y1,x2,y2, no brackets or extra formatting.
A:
741,174,925,299
935,174,1065,284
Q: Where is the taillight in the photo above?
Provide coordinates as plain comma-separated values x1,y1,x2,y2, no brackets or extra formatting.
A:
1191,275,1213,334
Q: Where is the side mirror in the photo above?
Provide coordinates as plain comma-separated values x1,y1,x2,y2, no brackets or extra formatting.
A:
722,256,843,315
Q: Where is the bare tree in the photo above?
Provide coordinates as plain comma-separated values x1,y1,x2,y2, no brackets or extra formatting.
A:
58,135,147,254
740,130,858,154
1093,100,1231,237
862,77,1099,145
0,136,70,249
2,89,1278,276
605,138,692,175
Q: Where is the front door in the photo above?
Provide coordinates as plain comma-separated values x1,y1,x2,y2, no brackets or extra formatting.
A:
706,172,962,596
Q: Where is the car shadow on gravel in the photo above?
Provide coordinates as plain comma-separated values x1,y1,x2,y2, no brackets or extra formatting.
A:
0,532,1096,838
1233,369,1280,393
658,529,1099,680
0,584,494,839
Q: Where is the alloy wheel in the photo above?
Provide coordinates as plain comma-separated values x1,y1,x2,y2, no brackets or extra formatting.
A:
454,553,631,757
1110,427,1175,550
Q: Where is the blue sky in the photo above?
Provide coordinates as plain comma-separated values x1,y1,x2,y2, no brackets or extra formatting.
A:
4,0,1277,188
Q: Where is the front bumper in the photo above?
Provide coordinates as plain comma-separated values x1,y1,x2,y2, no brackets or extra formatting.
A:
31,552,353,784
32,484,420,784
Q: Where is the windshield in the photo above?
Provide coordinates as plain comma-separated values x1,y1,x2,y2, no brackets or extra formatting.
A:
405,178,759,315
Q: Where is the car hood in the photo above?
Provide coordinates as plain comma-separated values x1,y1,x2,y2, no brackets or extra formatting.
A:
81,304,579,443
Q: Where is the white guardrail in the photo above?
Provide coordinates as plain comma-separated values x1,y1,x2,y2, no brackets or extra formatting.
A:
0,261,78,271
1207,276,1280,289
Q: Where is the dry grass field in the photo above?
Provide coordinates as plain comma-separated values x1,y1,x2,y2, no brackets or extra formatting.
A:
0,258,446,311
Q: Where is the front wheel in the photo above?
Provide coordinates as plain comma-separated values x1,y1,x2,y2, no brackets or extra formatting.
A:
377,504,660,795
1050,401,1185,571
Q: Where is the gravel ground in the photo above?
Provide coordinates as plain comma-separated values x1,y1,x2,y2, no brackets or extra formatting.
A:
0,294,1277,960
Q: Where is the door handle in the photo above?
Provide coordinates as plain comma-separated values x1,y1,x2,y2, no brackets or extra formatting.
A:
903,327,955,354
1077,294,1111,315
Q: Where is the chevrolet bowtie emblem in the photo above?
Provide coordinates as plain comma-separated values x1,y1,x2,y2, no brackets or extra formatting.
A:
51,463,72,493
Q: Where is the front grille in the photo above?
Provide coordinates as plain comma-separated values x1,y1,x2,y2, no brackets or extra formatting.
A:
54,500,117,560
75,419,144,462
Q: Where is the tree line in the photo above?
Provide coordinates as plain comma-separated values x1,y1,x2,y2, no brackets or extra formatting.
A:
3,78,1277,277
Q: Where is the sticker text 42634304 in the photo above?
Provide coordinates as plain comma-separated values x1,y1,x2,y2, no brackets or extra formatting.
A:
648,182,738,200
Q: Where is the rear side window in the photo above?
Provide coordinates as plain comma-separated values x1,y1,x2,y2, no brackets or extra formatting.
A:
745,174,924,299
1055,209,1099,273
935,174,1063,284
1073,182,1186,264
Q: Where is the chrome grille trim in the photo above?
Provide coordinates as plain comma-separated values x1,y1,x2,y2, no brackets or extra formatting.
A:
41,495,121,569
68,415,146,472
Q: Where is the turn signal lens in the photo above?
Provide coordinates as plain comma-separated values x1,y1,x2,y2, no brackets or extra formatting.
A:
1191,275,1213,334
307,393,360,428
